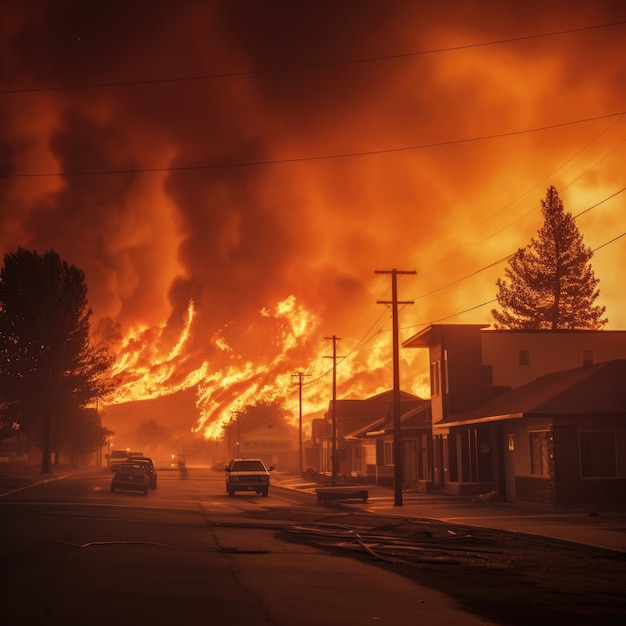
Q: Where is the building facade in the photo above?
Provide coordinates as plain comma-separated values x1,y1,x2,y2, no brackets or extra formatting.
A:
403,325,626,507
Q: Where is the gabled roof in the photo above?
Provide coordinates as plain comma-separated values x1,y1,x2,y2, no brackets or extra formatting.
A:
327,389,422,419
441,359,626,426
345,398,431,439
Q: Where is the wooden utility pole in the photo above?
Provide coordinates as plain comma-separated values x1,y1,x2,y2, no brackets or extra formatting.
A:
324,335,342,486
375,268,416,506
230,410,241,458
292,371,311,475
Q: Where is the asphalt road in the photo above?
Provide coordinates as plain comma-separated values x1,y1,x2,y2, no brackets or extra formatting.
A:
1,467,493,626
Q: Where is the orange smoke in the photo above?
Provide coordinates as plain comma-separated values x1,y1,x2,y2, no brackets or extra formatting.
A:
1,3,624,442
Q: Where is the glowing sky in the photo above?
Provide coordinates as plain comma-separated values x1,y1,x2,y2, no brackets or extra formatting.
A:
1,1,624,439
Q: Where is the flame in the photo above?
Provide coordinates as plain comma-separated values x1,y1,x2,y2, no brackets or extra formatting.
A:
6,5,623,450
101,291,425,444
108,300,202,403
194,295,325,439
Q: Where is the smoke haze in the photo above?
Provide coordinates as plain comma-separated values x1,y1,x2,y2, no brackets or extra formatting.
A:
1,1,624,440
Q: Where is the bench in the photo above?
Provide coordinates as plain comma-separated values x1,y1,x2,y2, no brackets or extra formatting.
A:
315,487,369,504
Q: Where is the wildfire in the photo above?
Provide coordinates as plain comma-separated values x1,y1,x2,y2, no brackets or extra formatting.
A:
108,300,201,404
102,284,432,445
105,294,334,440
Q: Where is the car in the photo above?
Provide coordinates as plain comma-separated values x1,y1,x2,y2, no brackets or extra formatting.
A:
225,458,275,497
111,462,150,495
109,449,129,472
129,456,158,489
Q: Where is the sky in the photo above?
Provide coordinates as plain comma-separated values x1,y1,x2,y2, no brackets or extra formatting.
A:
1,1,624,443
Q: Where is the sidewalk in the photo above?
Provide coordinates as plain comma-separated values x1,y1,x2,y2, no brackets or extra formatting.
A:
0,462,87,496
274,475,626,556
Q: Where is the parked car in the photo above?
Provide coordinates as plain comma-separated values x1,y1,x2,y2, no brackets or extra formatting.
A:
225,458,275,497
111,462,150,495
130,457,158,489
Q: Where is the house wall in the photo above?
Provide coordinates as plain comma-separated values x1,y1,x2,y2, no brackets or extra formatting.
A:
552,416,626,508
481,330,626,389
507,415,626,507
509,419,556,504
406,325,626,506
239,423,298,471
429,326,486,423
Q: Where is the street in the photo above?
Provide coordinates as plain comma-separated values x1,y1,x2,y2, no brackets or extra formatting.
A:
1,467,493,626
3,467,626,624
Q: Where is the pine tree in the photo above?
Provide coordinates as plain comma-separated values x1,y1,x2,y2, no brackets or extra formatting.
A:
491,186,607,330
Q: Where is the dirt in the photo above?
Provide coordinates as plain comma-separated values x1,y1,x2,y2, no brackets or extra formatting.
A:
279,512,626,625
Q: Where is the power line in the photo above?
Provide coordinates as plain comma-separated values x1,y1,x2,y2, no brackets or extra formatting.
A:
304,220,625,387
411,187,625,301
2,20,624,95
401,227,626,332
409,115,626,269
2,111,623,180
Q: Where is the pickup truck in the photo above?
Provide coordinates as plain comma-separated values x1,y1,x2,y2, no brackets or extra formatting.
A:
225,458,275,497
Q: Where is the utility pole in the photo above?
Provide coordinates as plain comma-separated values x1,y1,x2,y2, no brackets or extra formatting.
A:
375,268,416,506
324,335,343,487
230,410,241,458
292,371,311,475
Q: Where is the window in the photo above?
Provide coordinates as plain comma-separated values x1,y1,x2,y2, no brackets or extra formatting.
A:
443,349,449,394
430,360,441,396
383,440,394,466
519,349,530,366
529,431,549,476
580,432,618,478
232,460,266,471
582,350,593,368
363,444,376,466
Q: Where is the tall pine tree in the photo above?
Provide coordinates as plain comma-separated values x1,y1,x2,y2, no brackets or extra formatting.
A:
492,186,607,330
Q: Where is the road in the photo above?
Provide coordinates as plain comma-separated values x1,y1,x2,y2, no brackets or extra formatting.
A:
1,467,492,626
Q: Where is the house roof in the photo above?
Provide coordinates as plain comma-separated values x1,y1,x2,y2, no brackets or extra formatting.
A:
441,359,626,427
345,399,431,439
403,323,490,348
327,389,422,419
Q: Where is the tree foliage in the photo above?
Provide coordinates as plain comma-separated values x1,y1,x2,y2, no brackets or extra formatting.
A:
492,186,607,330
237,400,290,431
0,248,116,472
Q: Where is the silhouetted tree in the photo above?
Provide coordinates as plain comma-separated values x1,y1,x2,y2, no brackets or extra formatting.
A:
492,186,607,330
0,248,114,473
237,400,289,431
61,407,112,466
136,419,171,447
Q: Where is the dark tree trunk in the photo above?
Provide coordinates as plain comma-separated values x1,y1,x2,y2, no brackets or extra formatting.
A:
41,412,52,474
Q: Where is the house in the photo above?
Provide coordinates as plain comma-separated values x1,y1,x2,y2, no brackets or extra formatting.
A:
403,324,626,507
345,398,431,487
305,390,425,483
230,418,299,471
